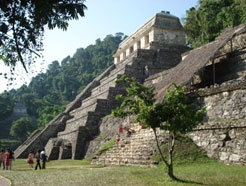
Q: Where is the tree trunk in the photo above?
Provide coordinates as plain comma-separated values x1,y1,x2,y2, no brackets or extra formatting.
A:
167,132,178,180
152,128,169,167
168,164,178,180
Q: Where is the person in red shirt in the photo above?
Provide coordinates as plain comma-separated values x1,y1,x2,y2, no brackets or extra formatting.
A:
4,148,10,170
118,124,123,134
28,152,34,168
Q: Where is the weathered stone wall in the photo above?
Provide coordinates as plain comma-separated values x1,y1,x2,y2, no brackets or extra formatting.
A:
189,80,246,165
143,30,246,165
153,28,185,46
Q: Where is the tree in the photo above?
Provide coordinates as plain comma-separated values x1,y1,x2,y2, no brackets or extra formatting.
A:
0,92,14,121
37,105,65,128
10,117,33,141
183,0,246,48
0,0,87,72
112,75,205,180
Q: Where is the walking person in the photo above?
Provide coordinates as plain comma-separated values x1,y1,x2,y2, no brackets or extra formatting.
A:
40,149,48,169
35,150,41,170
27,151,34,168
0,149,5,170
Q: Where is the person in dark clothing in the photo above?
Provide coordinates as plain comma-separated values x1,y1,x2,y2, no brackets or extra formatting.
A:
41,149,48,169
35,150,41,170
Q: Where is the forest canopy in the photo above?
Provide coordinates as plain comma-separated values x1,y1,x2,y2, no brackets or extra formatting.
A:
183,0,246,48
0,33,125,129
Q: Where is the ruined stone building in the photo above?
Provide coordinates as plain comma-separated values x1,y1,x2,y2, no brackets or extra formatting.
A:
15,11,246,166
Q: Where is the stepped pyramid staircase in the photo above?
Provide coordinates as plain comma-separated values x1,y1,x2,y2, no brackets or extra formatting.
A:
15,47,186,159
92,125,167,167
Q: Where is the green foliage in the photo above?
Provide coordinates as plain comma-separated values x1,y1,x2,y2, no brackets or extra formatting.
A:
112,75,205,180
26,33,124,102
112,75,156,122
0,0,87,72
0,139,22,151
10,117,33,141
160,84,205,134
113,76,205,133
1,33,124,133
37,105,65,128
0,92,14,121
96,137,116,156
184,0,246,48
21,93,41,116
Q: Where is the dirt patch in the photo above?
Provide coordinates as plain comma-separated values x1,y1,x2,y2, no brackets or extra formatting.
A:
0,175,11,186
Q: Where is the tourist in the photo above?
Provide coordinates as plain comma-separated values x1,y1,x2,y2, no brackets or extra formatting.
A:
27,151,34,168
0,149,5,170
124,126,132,137
118,124,123,134
40,149,48,169
116,133,120,147
9,149,15,170
35,150,41,170
4,148,10,170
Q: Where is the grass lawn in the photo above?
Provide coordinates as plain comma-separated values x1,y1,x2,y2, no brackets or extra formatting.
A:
0,159,246,186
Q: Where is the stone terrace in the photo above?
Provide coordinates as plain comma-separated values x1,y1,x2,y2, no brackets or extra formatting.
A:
92,125,167,167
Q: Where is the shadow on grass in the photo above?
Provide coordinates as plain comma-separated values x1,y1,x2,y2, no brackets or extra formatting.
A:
173,177,205,185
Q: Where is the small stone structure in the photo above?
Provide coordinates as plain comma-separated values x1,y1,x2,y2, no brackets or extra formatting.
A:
113,11,185,64
13,102,28,116
15,12,246,166
0,102,30,139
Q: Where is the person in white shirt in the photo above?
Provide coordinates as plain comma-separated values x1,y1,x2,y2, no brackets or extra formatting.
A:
40,149,48,169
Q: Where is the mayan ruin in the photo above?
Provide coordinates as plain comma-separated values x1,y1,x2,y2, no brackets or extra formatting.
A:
14,11,246,167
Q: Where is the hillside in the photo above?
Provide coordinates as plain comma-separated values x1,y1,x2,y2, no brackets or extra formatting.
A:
0,33,126,149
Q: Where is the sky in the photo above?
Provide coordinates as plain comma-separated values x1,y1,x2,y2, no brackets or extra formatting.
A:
0,0,198,93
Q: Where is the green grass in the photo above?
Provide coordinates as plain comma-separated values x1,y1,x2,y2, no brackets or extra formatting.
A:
96,137,116,155
0,159,246,186
0,135,245,186
152,135,211,165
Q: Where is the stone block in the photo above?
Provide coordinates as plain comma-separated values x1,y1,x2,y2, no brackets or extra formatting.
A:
229,154,241,162
220,152,229,161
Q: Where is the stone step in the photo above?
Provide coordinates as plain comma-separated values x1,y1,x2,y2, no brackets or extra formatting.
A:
81,86,126,108
101,153,154,160
61,112,102,134
93,158,157,167
92,70,131,97
99,68,125,85
94,56,135,88
70,99,109,119
97,157,153,164
92,73,125,95
105,149,156,156
97,55,144,88
91,126,166,167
